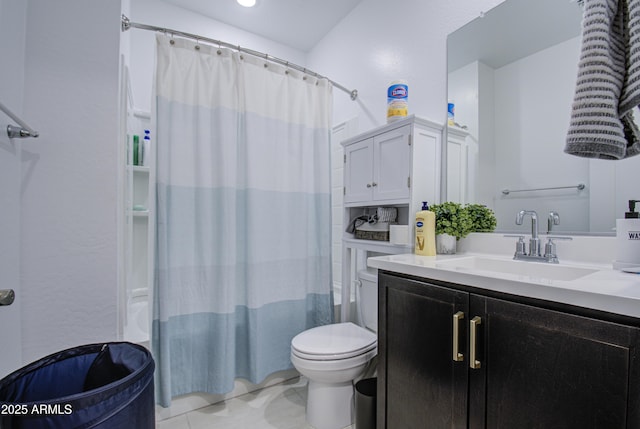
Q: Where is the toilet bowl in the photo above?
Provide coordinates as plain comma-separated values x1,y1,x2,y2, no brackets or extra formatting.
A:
291,322,377,429
291,268,378,429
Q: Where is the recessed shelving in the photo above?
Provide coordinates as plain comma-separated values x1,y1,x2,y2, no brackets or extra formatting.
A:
128,165,150,173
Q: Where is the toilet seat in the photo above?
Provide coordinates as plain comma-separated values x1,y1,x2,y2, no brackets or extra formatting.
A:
291,322,377,361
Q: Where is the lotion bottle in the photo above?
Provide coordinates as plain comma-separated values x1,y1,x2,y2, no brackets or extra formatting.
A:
415,201,436,256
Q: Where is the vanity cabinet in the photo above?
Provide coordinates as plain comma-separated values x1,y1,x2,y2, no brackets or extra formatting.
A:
378,271,640,429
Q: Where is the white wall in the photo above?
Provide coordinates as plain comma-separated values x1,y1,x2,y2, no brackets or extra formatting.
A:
307,0,506,133
0,0,27,375
18,0,122,362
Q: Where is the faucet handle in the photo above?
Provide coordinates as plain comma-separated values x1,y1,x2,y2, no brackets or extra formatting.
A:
504,234,526,257
543,236,572,263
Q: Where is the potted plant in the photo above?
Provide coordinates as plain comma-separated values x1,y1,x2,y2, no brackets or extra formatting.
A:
465,203,497,233
429,202,473,254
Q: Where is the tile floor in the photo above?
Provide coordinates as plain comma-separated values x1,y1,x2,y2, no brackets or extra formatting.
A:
156,377,355,429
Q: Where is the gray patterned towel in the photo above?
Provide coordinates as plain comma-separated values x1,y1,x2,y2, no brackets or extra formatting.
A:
565,0,640,159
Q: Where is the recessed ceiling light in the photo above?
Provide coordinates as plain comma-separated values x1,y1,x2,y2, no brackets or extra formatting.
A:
237,0,256,7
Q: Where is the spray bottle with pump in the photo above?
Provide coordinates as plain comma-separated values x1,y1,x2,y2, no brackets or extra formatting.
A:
613,199,640,270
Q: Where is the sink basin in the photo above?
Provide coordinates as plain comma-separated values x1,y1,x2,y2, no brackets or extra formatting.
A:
435,256,598,282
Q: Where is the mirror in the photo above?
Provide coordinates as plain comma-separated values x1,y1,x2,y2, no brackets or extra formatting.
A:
446,0,640,235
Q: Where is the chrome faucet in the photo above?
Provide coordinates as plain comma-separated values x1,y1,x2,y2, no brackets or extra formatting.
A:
516,210,541,257
510,210,572,263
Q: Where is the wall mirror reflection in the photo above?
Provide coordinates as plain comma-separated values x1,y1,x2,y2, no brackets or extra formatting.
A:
446,0,640,236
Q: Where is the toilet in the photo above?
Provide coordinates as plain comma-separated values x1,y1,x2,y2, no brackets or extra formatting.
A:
291,268,378,429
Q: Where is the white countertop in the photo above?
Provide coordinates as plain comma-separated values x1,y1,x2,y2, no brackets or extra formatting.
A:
368,252,640,319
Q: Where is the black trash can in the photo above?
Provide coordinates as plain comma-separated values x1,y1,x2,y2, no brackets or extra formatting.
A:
0,342,154,429
355,377,377,429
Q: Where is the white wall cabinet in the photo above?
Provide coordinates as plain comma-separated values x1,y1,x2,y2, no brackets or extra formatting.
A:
340,115,444,322
344,125,411,205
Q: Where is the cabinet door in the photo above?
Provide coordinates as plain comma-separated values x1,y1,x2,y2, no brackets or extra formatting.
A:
344,138,373,204
373,126,411,202
470,295,640,429
379,273,469,428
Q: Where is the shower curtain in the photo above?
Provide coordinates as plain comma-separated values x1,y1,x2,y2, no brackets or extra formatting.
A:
152,34,334,407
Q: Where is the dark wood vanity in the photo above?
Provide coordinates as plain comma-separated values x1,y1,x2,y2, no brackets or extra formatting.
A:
377,271,640,429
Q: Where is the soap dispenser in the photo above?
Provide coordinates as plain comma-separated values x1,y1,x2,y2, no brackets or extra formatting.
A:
613,200,640,270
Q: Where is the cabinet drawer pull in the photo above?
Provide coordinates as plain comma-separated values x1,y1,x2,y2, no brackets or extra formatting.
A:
470,316,482,369
453,311,464,362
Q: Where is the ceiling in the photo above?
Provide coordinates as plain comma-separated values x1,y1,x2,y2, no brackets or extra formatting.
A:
162,0,364,52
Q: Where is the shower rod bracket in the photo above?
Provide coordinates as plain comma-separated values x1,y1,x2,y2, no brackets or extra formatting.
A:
7,125,38,139
121,14,131,32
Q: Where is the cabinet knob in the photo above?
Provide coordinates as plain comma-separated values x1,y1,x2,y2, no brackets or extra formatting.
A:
371,182,378,187
367,183,372,188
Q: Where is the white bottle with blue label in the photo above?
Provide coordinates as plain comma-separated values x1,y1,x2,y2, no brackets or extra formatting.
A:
387,80,408,123
613,199,640,270
143,130,151,167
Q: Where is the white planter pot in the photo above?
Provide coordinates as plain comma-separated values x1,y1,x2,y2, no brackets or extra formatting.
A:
436,233,457,254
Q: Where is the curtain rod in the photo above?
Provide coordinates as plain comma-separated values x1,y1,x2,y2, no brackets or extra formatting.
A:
121,15,358,101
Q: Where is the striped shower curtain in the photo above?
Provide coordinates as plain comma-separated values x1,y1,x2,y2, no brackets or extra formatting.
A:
151,34,334,407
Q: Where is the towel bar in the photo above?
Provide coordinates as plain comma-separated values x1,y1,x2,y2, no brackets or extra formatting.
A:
502,183,585,195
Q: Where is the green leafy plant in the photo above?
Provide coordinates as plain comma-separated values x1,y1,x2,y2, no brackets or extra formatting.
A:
429,202,473,239
465,203,497,233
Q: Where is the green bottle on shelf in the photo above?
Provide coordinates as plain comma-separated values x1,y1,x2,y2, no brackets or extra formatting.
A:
133,135,139,166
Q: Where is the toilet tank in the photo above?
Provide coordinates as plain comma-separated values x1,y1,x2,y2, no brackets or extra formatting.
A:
357,268,378,332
